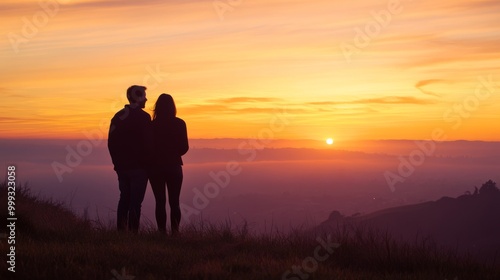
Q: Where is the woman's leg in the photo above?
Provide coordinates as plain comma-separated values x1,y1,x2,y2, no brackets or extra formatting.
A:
166,165,183,233
149,169,167,232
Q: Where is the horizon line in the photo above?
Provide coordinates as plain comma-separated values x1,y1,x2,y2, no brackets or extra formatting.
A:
0,137,499,142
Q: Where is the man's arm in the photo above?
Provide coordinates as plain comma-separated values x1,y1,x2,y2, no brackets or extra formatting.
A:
107,118,118,161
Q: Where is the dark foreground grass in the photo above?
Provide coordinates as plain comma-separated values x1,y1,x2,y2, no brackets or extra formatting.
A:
1,183,499,280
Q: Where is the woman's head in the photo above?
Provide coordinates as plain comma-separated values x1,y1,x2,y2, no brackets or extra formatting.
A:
153,93,177,120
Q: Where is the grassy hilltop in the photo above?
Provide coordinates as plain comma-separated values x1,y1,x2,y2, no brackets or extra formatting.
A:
1,182,499,280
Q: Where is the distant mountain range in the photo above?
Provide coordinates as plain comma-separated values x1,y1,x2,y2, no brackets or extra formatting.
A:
316,180,500,258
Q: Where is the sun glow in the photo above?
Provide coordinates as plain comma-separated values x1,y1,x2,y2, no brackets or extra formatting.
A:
326,138,334,145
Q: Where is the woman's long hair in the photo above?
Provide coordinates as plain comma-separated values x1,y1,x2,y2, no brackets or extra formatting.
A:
153,93,177,120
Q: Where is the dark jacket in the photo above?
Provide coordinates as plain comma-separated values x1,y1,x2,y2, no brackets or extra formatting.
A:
108,105,151,171
151,117,189,166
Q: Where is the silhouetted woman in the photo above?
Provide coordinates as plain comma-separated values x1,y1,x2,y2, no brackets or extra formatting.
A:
149,93,189,234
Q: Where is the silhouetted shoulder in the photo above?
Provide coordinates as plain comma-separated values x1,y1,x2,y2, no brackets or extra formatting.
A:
152,117,186,132
140,109,151,120
175,117,187,127
111,105,150,124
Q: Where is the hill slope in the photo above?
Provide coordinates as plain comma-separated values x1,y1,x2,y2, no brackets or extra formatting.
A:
1,182,500,279
317,180,500,258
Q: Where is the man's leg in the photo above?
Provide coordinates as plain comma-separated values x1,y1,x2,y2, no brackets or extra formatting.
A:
166,165,183,234
128,169,148,233
116,171,131,231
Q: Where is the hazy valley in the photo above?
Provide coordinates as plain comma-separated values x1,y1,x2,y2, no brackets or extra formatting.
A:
1,139,499,234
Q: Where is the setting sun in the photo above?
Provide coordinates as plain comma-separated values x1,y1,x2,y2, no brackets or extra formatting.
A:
326,138,334,145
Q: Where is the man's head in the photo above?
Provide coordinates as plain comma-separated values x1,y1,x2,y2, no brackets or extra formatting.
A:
126,85,147,108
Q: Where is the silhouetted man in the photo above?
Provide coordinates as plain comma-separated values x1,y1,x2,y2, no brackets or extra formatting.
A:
108,85,151,233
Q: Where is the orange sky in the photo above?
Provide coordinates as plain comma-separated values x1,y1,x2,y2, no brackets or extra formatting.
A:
1,0,499,143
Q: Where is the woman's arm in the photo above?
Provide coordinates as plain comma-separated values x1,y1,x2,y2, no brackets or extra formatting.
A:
177,118,189,156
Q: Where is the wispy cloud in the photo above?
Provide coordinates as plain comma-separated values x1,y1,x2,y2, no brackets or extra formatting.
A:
452,0,500,12
182,103,304,116
308,96,435,106
415,79,452,97
208,97,283,104
362,97,435,105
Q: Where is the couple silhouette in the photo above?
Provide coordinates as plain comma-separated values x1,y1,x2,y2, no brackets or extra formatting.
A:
107,85,189,234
